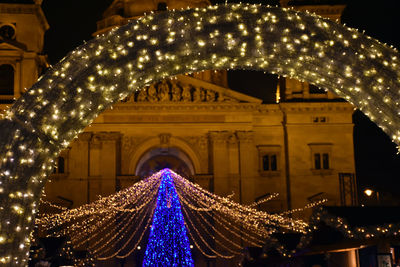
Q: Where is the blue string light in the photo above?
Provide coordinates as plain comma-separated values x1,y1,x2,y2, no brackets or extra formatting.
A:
143,169,194,267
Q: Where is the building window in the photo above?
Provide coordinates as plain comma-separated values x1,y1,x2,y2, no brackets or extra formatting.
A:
309,143,332,173
0,64,14,95
322,153,329,169
313,153,329,170
312,116,328,123
53,156,65,174
262,154,277,171
0,24,16,40
257,145,281,176
314,153,321,169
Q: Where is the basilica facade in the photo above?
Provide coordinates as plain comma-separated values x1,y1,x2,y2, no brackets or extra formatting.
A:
0,0,356,214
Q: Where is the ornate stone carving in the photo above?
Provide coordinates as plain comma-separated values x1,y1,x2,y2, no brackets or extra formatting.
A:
200,89,206,101
206,90,216,102
122,136,135,152
158,80,170,102
217,92,224,102
193,86,201,102
158,133,171,147
129,80,239,104
122,135,145,153
171,81,182,102
185,135,208,151
137,88,147,102
208,131,232,144
148,84,158,102
228,133,238,145
182,84,191,102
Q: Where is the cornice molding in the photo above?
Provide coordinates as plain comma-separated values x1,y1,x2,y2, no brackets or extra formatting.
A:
111,102,261,112
279,102,354,113
0,4,49,31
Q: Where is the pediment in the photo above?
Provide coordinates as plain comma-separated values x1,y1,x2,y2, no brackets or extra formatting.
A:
0,39,27,51
122,75,262,104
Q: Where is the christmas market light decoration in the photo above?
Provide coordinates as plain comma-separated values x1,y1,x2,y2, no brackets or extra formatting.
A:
36,169,311,262
142,169,194,267
1,3,400,265
311,207,400,239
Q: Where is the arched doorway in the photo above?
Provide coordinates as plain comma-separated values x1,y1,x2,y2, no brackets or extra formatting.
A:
135,147,194,178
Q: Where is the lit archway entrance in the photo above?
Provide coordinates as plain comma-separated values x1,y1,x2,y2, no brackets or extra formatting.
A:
136,147,194,178
1,4,400,265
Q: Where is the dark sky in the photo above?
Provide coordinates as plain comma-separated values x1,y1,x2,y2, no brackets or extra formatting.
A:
40,0,400,199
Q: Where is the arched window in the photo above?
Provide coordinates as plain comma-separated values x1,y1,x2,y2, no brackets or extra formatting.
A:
0,64,14,95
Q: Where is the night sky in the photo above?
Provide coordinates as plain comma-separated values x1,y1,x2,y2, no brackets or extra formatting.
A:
39,0,400,200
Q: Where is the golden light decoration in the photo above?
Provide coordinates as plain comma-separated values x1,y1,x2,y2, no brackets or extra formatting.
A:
0,3,400,265
36,169,312,261
364,189,374,197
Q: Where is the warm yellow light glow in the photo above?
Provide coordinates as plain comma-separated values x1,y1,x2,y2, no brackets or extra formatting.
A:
364,189,373,197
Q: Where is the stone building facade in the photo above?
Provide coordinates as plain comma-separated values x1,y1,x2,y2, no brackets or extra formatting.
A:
42,0,355,214
44,76,355,212
0,0,48,106
0,0,355,213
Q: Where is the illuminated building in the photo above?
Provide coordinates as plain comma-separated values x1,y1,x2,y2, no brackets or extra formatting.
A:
39,0,355,212
0,0,48,106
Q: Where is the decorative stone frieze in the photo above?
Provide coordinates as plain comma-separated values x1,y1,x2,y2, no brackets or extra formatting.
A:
208,131,233,144
123,80,237,103
185,135,208,152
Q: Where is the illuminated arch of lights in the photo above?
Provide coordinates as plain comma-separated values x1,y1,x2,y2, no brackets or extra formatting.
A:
0,3,400,266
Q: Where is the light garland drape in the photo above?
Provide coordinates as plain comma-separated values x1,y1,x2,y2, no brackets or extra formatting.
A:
1,3,399,265
37,169,308,262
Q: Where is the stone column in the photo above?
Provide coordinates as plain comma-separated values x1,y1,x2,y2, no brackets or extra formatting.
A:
209,131,238,267
208,131,231,196
227,133,240,203
68,132,91,207
236,131,256,204
14,60,21,97
89,134,101,203
89,132,121,202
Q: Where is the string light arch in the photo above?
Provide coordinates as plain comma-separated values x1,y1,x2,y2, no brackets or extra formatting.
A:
0,3,400,266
